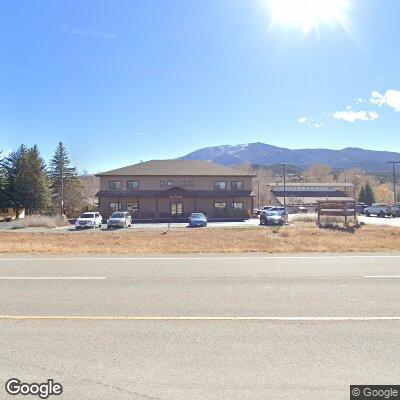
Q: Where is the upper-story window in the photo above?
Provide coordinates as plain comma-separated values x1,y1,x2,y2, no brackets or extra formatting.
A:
180,180,186,187
188,180,194,187
160,180,165,186
127,180,139,189
109,181,122,190
214,181,226,190
167,180,173,187
231,181,243,190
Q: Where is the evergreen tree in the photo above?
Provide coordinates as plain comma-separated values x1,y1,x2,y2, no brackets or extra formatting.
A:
49,142,83,214
360,182,376,205
2,144,51,215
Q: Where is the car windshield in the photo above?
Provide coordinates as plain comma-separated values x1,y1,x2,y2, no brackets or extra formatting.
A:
191,213,205,219
80,213,95,219
111,212,125,218
266,211,280,216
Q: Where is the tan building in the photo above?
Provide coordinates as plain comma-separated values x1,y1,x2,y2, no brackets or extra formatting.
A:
266,182,355,212
96,160,256,220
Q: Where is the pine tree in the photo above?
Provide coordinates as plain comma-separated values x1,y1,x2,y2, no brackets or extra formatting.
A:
362,182,376,205
49,142,83,214
2,145,51,215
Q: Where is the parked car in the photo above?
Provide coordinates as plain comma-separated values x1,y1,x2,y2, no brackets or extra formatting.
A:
270,207,286,215
75,212,102,229
107,211,132,228
363,203,389,217
388,204,400,218
356,202,368,214
188,212,207,227
255,206,275,216
297,206,308,214
260,210,285,226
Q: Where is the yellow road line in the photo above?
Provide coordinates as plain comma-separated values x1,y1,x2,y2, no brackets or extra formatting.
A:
1,315,400,321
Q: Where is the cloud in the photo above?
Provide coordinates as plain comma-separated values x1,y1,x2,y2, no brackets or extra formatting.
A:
132,132,151,135
331,110,379,123
314,123,324,128
369,89,400,112
298,116,311,124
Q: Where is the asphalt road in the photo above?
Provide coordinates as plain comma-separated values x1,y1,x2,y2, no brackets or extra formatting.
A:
1,254,400,399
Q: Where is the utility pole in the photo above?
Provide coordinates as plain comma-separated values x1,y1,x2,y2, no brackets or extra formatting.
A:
61,161,64,215
257,180,260,208
282,163,286,212
387,161,400,205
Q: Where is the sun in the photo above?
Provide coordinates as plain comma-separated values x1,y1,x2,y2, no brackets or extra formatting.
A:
267,0,350,34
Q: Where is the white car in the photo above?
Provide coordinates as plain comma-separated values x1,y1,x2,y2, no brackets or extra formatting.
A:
75,212,102,229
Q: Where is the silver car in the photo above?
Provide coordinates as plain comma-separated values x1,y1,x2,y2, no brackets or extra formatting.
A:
107,211,132,228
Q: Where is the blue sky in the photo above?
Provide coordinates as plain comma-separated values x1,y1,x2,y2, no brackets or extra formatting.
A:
1,0,399,173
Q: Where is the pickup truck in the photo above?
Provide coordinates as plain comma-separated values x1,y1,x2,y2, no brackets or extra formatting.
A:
388,204,400,218
363,204,389,217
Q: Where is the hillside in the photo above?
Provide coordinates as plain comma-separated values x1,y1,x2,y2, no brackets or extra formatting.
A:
179,142,400,172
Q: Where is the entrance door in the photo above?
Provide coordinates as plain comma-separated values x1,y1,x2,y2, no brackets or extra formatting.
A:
170,202,183,216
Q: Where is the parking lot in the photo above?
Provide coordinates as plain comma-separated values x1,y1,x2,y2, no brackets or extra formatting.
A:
1,214,400,233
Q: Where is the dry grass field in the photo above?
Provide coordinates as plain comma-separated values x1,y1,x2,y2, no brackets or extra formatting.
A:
0,223,399,254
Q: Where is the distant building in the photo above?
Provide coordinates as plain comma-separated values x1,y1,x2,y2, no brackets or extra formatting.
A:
267,182,355,212
96,160,256,220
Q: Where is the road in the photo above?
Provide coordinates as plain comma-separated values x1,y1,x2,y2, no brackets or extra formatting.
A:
0,254,400,399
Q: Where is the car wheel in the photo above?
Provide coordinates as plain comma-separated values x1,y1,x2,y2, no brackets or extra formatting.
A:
379,211,385,218
365,212,370,217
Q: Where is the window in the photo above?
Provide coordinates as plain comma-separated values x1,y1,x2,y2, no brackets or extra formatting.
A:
170,202,183,215
231,181,243,190
160,180,165,186
214,202,227,209
188,180,194,187
127,180,139,189
167,180,173,186
126,202,139,212
109,181,122,190
180,180,186,187
214,181,226,190
109,202,122,211
233,202,244,211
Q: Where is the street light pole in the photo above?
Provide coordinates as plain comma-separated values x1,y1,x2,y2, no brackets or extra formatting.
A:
387,161,400,205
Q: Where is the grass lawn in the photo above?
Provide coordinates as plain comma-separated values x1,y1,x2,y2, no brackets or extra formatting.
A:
0,223,399,254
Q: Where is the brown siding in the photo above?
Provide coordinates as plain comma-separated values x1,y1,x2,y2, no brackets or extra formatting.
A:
100,175,253,191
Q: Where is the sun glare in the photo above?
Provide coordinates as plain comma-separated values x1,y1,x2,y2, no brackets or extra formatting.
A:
267,0,350,34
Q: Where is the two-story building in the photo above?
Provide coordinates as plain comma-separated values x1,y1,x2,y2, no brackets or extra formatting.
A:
96,160,256,220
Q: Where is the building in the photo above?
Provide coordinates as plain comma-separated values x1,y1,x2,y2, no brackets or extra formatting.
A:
267,182,355,212
96,160,256,220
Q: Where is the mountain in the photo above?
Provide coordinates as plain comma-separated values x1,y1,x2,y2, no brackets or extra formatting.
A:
179,142,400,172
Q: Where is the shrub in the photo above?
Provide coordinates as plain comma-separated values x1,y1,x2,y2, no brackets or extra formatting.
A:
10,214,69,229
